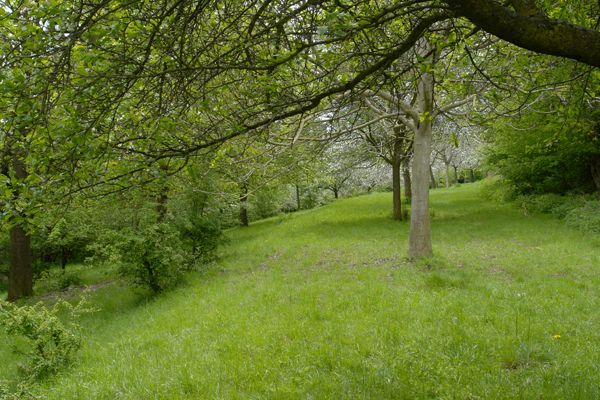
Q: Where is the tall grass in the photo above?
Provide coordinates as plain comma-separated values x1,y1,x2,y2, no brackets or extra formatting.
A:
2,183,600,399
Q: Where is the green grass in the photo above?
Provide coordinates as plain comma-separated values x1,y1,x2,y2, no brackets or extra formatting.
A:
3,183,600,399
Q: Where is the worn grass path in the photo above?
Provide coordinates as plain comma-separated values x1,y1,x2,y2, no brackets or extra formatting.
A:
3,183,600,399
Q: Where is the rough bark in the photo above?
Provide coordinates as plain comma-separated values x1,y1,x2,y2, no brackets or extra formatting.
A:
239,185,249,227
7,157,33,301
8,224,33,301
409,68,434,259
445,164,451,188
446,0,600,68
392,160,403,220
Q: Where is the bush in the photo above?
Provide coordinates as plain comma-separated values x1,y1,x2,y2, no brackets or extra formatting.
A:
35,270,83,294
514,193,566,215
251,188,284,220
119,224,189,293
479,177,517,203
85,229,130,267
510,192,600,234
0,298,88,381
565,200,600,233
0,382,39,400
180,217,221,265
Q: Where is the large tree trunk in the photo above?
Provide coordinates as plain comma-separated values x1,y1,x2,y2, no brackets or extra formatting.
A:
239,185,249,227
409,67,434,259
403,160,412,204
445,163,451,188
8,224,33,301
392,160,403,220
7,157,33,301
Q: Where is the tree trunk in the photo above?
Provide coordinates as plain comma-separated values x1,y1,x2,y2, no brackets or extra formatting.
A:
403,160,412,204
239,185,249,227
469,168,475,183
445,163,451,188
392,160,403,220
61,247,67,270
453,165,459,183
429,165,437,189
7,157,33,301
333,185,339,199
8,224,33,301
409,64,434,259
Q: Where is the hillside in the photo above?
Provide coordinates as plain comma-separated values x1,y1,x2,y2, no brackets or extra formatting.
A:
3,183,600,399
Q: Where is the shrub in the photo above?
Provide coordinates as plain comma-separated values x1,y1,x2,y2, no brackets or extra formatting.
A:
251,188,284,220
514,193,566,214
119,224,189,293
0,298,88,381
180,217,221,265
479,177,517,203
511,192,600,234
565,200,600,233
35,270,83,294
85,229,129,267
0,382,39,400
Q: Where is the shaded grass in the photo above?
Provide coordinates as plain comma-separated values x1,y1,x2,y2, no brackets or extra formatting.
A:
2,183,600,399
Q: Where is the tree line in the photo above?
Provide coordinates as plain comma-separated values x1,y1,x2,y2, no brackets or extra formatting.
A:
1,0,599,300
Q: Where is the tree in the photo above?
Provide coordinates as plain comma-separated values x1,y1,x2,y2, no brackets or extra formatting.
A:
446,0,600,67
361,114,414,220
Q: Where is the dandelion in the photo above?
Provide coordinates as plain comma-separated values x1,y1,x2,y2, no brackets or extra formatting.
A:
552,334,561,340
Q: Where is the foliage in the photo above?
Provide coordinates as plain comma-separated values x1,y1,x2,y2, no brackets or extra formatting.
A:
179,217,222,266
483,56,600,195
250,187,286,220
35,270,83,293
510,192,600,234
479,176,517,203
0,382,39,400
118,224,189,293
564,200,600,233
0,298,89,381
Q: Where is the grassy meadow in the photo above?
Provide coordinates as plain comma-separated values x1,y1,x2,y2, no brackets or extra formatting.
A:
2,183,600,399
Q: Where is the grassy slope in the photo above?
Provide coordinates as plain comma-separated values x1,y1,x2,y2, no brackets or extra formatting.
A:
3,183,600,399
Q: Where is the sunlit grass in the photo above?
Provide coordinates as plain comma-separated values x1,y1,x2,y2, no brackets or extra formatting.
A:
2,183,600,398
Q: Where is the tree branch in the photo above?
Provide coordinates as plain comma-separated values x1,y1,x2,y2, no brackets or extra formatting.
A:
446,0,600,67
